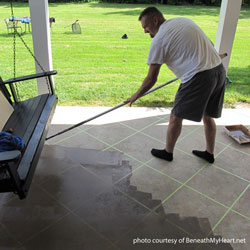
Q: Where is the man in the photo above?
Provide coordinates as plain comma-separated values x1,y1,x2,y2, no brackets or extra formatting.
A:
126,7,226,163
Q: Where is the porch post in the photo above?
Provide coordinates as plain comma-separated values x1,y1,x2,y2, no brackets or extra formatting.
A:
28,0,54,94
215,0,242,72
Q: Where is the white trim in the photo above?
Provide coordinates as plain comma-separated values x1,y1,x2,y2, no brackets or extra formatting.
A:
29,0,54,94
215,0,242,71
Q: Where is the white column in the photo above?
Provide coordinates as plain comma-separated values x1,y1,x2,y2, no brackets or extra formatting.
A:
28,0,54,94
215,0,242,72
0,91,14,130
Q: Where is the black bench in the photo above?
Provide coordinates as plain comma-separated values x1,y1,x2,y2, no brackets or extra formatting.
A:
0,71,57,199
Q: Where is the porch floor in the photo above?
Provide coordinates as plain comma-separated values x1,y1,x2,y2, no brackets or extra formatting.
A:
1,106,250,250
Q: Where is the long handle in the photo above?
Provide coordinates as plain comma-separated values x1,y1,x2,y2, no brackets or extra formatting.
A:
46,77,179,141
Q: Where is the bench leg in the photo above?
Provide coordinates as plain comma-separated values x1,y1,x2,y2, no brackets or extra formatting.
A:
6,163,26,199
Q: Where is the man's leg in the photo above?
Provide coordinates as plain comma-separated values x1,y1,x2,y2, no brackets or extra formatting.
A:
192,115,215,163
151,112,183,161
203,115,216,154
166,112,183,153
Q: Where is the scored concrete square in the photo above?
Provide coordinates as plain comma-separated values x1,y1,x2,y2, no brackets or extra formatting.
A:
86,123,136,146
53,129,108,150
23,212,114,250
115,165,181,210
232,186,250,219
0,185,69,244
74,187,151,243
147,150,205,183
40,165,110,211
155,186,227,238
114,132,164,164
213,212,250,250
186,166,248,207
215,147,250,181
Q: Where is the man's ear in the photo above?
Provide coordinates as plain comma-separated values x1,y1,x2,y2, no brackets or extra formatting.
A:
153,16,158,25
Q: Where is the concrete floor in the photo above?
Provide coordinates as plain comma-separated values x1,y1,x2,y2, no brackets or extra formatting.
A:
0,106,250,250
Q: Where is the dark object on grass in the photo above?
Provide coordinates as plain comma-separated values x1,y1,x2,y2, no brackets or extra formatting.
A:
122,34,128,39
49,17,55,28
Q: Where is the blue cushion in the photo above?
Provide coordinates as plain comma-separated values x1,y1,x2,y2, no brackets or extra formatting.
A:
21,19,30,24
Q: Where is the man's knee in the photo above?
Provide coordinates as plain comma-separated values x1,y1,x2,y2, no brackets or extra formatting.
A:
203,115,215,127
203,115,212,122
170,111,183,125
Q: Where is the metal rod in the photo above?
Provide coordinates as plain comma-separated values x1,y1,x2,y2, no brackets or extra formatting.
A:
46,77,179,141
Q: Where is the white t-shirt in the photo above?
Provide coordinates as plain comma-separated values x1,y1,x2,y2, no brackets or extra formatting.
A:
147,18,221,83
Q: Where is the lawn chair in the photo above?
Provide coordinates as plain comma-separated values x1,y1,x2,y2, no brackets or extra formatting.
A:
72,20,81,34
21,17,31,33
4,18,22,35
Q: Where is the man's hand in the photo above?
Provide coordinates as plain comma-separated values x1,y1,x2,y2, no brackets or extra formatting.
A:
125,92,140,107
125,64,161,107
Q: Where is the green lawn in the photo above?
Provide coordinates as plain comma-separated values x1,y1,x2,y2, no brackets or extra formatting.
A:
0,2,249,107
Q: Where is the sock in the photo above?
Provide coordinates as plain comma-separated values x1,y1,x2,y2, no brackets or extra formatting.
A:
151,149,173,162
192,150,214,163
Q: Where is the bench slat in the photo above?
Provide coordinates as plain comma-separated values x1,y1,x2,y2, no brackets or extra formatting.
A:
3,95,48,144
21,95,57,194
21,95,49,144
19,95,57,180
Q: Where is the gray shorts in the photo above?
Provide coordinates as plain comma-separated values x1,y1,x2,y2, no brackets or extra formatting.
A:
172,63,226,122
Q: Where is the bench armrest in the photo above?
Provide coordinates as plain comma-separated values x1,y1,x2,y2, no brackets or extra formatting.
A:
0,150,21,163
1,70,57,85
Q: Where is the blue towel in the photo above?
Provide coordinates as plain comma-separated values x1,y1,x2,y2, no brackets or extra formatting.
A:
0,132,24,153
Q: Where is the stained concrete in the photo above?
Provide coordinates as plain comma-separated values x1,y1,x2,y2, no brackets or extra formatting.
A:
0,106,249,250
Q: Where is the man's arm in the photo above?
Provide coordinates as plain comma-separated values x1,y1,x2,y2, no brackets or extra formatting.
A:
126,64,161,106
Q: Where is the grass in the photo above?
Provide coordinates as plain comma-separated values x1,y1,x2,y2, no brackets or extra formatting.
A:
0,2,249,107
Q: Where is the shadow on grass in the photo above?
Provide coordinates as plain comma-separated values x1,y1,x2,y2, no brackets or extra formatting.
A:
89,3,250,19
135,99,174,108
63,31,85,35
0,32,31,38
92,3,220,17
1,2,249,19
0,2,29,8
